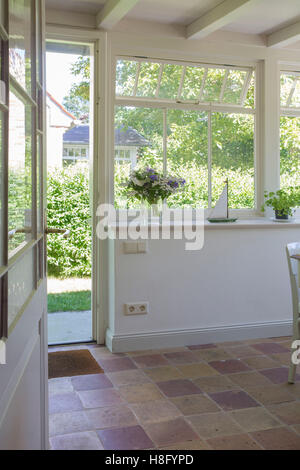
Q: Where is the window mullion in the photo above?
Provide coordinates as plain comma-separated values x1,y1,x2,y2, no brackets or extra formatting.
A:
198,68,207,102
177,66,186,100
239,70,252,106
286,78,297,107
155,64,163,98
163,108,167,177
219,70,229,103
133,62,140,97
208,110,212,209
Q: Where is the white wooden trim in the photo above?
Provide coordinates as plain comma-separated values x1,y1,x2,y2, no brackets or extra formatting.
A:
267,20,300,49
96,0,140,30
186,0,260,40
106,320,293,352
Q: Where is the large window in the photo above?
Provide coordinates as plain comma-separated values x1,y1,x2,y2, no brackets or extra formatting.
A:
280,71,300,191
114,58,256,210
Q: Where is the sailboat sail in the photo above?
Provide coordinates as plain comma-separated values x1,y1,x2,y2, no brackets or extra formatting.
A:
209,183,228,219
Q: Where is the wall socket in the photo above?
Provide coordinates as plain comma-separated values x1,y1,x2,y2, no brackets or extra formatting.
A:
124,302,149,315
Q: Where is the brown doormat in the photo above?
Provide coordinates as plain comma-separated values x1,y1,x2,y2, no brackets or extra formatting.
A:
48,349,104,379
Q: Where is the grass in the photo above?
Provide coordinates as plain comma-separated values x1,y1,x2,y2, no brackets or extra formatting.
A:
48,290,91,313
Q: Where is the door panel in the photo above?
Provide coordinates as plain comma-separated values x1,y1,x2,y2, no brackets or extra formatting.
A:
0,0,48,450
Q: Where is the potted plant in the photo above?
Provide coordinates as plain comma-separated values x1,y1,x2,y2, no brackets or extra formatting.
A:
261,187,300,220
125,167,185,218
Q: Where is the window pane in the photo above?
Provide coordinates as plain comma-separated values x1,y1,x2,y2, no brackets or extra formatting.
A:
244,74,255,109
114,106,163,208
223,70,247,105
280,73,296,107
8,90,32,255
116,59,138,96
36,0,42,83
291,79,300,108
9,0,32,94
202,68,226,102
158,64,182,100
136,62,160,98
8,248,34,328
167,109,208,208
280,116,300,191
37,134,42,233
212,113,254,209
180,66,205,101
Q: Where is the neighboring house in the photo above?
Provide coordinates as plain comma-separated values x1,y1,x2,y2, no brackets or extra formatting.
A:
46,92,149,168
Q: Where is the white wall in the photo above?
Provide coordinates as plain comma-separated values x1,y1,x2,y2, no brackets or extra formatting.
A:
107,224,300,351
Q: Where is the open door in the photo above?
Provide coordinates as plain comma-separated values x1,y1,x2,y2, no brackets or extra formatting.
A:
0,0,49,449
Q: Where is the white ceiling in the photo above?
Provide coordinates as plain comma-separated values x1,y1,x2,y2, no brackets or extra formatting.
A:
45,0,300,38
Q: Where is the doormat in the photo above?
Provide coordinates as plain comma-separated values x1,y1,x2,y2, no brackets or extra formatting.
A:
48,349,104,379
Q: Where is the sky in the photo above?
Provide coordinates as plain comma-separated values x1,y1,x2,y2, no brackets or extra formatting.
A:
46,52,82,104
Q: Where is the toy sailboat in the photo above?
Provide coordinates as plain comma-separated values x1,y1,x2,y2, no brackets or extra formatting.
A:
207,179,237,223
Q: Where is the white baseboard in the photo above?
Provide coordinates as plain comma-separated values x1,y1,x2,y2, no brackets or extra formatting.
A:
106,321,293,352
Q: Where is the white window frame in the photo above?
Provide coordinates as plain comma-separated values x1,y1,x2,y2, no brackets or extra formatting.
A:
114,55,258,215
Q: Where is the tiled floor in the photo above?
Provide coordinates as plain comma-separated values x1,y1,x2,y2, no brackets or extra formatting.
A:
48,336,300,450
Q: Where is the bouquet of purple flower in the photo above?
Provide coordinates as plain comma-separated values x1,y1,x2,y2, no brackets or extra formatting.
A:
125,167,185,206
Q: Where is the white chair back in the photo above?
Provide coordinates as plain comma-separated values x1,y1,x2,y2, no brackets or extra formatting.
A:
286,242,300,318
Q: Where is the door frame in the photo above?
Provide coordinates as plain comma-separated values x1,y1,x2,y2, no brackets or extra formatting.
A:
45,25,109,345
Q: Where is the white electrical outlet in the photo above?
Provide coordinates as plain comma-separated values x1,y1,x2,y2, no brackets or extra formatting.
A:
124,302,149,315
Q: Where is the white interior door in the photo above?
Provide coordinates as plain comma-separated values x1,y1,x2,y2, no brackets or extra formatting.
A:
0,0,49,450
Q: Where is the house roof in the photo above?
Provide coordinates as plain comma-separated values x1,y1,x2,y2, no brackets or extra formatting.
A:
46,92,77,120
63,125,150,146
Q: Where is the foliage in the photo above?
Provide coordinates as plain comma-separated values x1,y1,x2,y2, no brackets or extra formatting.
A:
48,290,91,313
125,167,185,205
261,188,300,217
62,56,90,121
47,163,92,278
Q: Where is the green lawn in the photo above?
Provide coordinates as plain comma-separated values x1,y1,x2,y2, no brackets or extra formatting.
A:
48,290,91,313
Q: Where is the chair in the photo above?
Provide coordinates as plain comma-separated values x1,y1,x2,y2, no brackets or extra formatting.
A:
286,242,300,384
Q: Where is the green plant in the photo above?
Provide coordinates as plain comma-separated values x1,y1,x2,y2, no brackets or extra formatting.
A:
47,290,91,312
261,187,300,217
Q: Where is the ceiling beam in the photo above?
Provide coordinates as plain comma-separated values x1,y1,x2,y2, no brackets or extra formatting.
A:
97,0,140,30
186,0,260,40
267,20,300,48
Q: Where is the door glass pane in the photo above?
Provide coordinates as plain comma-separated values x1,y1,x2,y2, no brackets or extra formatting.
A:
8,248,34,328
212,112,255,209
9,0,32,94
114,106,163,208
0,2,6,28
167,109,208,208
37,134,42,233
0,111,3,266
36,0,42,83
8,90,32,255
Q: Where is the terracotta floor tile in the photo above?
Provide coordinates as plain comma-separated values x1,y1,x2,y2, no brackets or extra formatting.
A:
71,374,113,391
246,384,296,405
282,382,300,398
48,378,73,396
107,369,151,387
177,363,219,378
97,425,154,450
242,355,278,370
217,341,244,347
144,417,198,446
193,375,239,393
50,431,103,450
90,348,125,360
293,424,300,435
251,427,300,450
227,371,271,389
49,411,90,437
163,351,199,365
230,407,281,432
131,400,181,424
194,348,232,362
224,345,262,358
97,357,137,373
49,392,83,414
157,379,202,397
187,343,217,351
78,388,123,408
132,354,169,368
210,359,251,375
267,402,300,425
85,405,137,429
187,412,242,439
159,440,211,450
269,352,292,366
259,367,300,384
143,366,184,382
209,390,260,411
252,342,289,354
171,394,219,415
127,347,186,356
119,383,164,403
207,433,262,450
